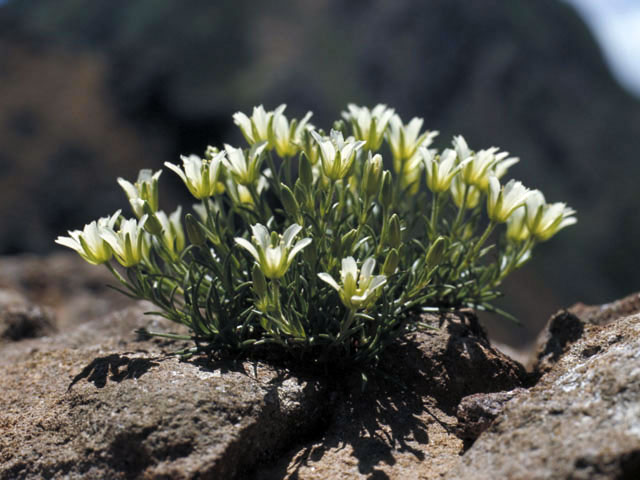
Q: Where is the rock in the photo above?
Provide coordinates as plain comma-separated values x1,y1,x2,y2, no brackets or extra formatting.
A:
0,307,328,480
0,253,134,331
448,313,640,480
254,312,527,479
0,302,182,366
533,291,640,374
455,388,526,442
571,291,640,326
0,296,56,341
0,288,56,341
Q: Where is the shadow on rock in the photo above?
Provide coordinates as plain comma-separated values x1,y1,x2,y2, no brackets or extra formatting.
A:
255,312,527,479
68,354,159,389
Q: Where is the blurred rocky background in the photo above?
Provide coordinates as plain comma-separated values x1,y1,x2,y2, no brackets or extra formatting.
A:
1,0,639,349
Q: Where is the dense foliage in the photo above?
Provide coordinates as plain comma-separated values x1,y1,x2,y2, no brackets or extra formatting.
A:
57,104,575,365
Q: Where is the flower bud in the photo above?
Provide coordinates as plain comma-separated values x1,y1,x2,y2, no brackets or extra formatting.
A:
340,229,358,256
382,249,400,275
362,153,383,198
204,145,220,160
387,214,402,248
379,170,393,210
280,183,300,220
185,214,206,246
141,202,164,236
332,119,347,136
299,153,314,188
252,264,268,298
426,236,447,268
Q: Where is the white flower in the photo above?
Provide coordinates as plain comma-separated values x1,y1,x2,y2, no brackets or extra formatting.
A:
155,207,185,257
225,174,269,205
387,114,438,186
525,190,577,241
387,115,438,160
423,148,470,193
165,152,224,199
453,135,472,162
487,177,531,223
300,126,321,165
342,104,395,151
233,104,286,147
311,129,365,180
117,169,162,217
55,211,121,265
460,147,500,190
318,256,387,311
450,175,480,210
224,142,267,186
506,206,530,243
454,137,519,192
271,107,313,158
235,223,311,279
100,216,149,267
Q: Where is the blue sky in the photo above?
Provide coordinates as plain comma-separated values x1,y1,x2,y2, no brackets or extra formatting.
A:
564,0,640,96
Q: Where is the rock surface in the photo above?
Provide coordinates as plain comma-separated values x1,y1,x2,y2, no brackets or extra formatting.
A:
0,304,328,480
254,313,527,479
449,313,640,480
533,291,640,373
0,288,56,341
5,254,640,479
0,253,133,330
1,257,527,480
454,388,526,441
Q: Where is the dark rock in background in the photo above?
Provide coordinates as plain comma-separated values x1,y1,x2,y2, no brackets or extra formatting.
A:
1,0,639,345
0,253,133,331
0,288,55,341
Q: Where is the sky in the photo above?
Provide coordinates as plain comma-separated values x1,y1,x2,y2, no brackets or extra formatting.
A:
564,0,640,96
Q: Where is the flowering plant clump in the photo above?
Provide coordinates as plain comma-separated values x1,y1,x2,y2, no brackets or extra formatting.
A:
56,104,576,366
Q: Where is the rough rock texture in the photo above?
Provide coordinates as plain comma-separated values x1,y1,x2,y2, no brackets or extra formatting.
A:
7,252,640,479
0,288,56,340
454,388,526,441
449,314,640,480
254,313,527,479
0,304,327,480
533,291,640,373
1,271,527,480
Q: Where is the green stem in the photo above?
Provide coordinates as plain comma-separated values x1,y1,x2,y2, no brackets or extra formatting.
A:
471,221,496,260
203,198,216,233
430,192,440,237
323,181,336,222
266,152,280,186
494,238,535,286
452,185,468,235
105,262,129,288
339,309,356,340
283,154,292,186
457,221,496,277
